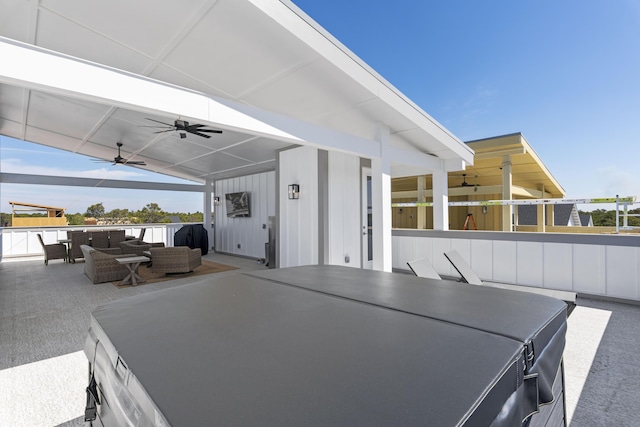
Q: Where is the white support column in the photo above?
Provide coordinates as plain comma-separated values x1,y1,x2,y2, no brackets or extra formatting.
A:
432,170,449,230
203,177,214,250
371,125,392,272
417,176,427,229
501,155,513,231
546,203,555,227
536,184,545,232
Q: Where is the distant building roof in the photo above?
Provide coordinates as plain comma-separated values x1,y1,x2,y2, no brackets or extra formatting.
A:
9,201,66,212
518,204,580,226
579,213,593,227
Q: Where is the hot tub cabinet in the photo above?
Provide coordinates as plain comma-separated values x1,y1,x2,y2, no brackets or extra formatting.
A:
84,266,567,426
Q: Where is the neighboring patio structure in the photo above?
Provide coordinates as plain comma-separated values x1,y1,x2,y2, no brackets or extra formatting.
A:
391,132,566,231
9,201,67,227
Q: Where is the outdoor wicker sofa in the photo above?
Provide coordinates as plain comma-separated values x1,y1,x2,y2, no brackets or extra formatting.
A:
119,239,165,256
80,245,137,284
150,246,201,274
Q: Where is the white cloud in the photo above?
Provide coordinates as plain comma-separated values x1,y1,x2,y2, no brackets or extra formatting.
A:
1,158,144,180
594,166,640,199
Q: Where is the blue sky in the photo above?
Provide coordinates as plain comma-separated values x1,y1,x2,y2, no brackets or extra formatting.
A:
2,0,639,213
292,0,640,201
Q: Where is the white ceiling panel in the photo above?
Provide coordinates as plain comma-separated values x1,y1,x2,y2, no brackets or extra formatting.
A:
242,58,376,123
148,65,230,99
40,0,202,58
27,92,111,140
35,9,152,74
163,0,318,99
0,84,26,124
222,137,290,163
0,1,32,42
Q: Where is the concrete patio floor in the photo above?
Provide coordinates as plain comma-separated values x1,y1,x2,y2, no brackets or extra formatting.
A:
1,254,639,426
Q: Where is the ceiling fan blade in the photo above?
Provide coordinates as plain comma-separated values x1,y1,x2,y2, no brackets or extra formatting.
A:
153,129,174,134
186,124,223,133
146,118,174,126
125,161,147,165
188,130,212,138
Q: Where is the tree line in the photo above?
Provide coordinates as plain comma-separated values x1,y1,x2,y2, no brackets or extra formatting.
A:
1,202,203,226
581,208,640,227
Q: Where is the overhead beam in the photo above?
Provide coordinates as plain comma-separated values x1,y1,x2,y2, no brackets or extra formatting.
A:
0,173,205,192
474,147,526,160
392,185,551,200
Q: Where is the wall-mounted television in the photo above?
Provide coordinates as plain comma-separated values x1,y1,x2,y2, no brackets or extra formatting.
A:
225,192,250,218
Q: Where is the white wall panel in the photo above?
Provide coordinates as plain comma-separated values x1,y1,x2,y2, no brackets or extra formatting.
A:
605,246,638,300
413,235,434,266
327,152,361,267
214,171,275,258
516,241,543,286
451,239,471,263
391,236,401,268
391,237,418,270
432,237,453,275
279,147,318,268
9,230,29,255
391,233,640,302
470,239,493,281
543,243,573,291
572,244,606,295
493,240,517,283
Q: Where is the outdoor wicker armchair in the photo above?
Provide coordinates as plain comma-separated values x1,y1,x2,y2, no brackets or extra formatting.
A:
37,233,67,265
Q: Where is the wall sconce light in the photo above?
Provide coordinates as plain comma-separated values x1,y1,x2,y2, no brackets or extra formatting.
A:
214,197,220,206
288,184,300,200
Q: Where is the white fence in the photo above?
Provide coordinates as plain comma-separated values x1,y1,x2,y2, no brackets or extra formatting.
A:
0,224,193,259
393,229,640,302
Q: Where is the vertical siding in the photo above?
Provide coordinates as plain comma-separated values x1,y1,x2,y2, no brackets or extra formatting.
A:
327,152,361,267
214,171,275,258
278,147,318,268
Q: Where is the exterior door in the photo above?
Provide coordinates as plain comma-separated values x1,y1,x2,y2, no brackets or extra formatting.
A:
361,168,373,269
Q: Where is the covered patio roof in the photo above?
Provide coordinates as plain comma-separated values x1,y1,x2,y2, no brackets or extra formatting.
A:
392,133,565,199
0,0,473,183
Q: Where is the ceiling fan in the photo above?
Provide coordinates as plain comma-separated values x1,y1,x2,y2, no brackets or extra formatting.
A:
144,118,223,139
92,142,146,166
460,174,474,187
458,174,480,191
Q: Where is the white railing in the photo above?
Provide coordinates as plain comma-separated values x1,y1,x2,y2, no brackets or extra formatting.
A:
0,223,196,259
393,229,640,302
